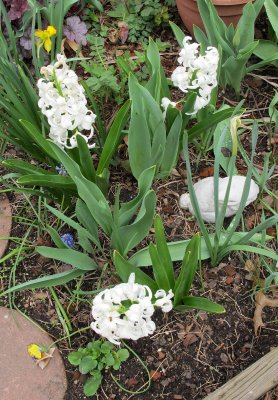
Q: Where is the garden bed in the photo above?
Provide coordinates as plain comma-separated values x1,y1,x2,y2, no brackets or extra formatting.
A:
0,0,277,399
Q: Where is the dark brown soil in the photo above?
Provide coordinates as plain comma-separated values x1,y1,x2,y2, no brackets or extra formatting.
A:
63,263,278,400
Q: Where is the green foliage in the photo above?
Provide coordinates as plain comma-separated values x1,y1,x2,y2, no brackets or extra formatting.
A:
68,340,129,397
82,61,121,99
127,39,185,179
183,123,278,267
39,151,156,256
114,220,225,313
192,0,266,96
3,161,157,294
0,57,47,158
3,99,130,201
265,0,278,38
0,56,74,202
82,35,156,104
128,123,278,270
127,38,240,180
251,0,278,70
86,35,106,60
108,0,175,43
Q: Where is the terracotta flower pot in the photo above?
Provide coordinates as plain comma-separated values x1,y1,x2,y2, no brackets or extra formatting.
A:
176,0,253,36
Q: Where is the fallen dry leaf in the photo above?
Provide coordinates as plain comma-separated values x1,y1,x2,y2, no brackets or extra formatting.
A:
223,264,236,276
171,168,181,177
270,137,278,144
177,323,200,347
199,166,214,177
244,260,278,334
118,21,129,43
61,38,84,57
108,28,118,43
0,194,12,258
244,213,257,230
254,292,278,335
244,260,261,284
266,226,277,237
264,392,272,400
33,292,48,300
256,195,274,210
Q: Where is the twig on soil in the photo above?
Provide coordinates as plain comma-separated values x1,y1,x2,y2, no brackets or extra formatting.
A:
248,73,278,89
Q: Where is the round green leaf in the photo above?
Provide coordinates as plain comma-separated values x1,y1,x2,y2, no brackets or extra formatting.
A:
79,356,98,374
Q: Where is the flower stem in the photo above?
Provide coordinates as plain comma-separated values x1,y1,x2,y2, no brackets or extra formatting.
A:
110,340,151,395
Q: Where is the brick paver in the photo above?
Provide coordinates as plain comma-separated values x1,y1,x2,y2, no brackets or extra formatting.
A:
0,307,67,400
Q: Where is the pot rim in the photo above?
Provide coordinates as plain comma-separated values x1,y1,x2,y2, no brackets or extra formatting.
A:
192,0,252,4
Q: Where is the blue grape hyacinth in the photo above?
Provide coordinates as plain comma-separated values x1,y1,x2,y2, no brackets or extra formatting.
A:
55,163,68,176
61,233,75,249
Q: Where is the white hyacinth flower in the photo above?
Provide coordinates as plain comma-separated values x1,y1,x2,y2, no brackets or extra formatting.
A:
37,54,96,149
171,37,219,114
179,176,259,223
155,289,174,312
171,66,193,93
161,97,177,118
91,273,173,345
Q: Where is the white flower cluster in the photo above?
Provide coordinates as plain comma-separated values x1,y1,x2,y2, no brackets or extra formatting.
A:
171,36,219,114
37,54,96,149
91,273,174,345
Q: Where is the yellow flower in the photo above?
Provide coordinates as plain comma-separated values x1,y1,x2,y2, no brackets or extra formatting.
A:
27,343,55,369
35,26,57,53
27,343,42,360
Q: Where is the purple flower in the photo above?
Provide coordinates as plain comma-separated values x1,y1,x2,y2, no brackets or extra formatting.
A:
19,26,32,51
63,16,88,46
4,0,29,20
55,164,68,176
61,233,75,249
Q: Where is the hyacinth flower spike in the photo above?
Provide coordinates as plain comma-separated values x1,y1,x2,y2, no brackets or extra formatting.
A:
91,273,174,345
171,36,219,114
37,54,96,149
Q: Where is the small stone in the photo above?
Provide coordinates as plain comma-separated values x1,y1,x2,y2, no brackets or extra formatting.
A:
157,350,166,360
225,276,234,285
126,377,138,387
161,378,171,387
0,307,67,400
150,370,161,381
220,352,229,364
198,312,208,321
184,370,192,379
